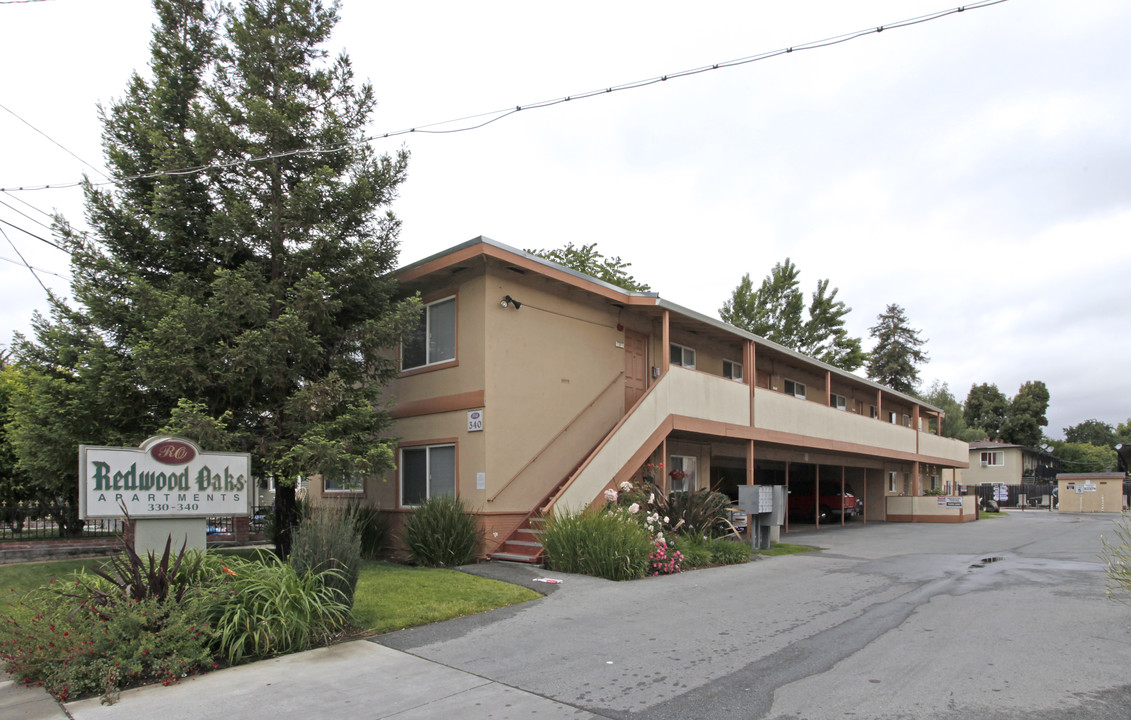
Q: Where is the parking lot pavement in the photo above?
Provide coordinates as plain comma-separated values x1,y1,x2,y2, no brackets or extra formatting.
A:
379,512,1131,720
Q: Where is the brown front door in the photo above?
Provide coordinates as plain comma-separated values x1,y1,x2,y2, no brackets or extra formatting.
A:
625,330,647,409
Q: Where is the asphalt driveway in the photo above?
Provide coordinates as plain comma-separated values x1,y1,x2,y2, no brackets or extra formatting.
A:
381,511,1131,719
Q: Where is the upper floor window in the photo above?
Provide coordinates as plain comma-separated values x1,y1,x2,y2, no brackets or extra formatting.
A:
830,393,847,410
888,411,898,424
980,451,1004,467
670,343,696,369
869,405,878,419
402,296,456,371
723,359,743,382
783,378,806,399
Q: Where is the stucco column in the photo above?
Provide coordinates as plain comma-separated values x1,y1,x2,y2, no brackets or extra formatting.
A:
661,310,670,375
825,370,832,407
746,439,755,487
912,460,921,496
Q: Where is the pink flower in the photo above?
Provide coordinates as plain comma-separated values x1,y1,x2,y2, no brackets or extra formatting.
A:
628,503,640,514
603,489,618,503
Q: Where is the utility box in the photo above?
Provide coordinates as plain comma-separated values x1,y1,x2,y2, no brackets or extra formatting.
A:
738,485,785,550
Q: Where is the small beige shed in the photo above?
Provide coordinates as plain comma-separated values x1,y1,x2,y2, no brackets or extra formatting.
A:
1056,473,1125,513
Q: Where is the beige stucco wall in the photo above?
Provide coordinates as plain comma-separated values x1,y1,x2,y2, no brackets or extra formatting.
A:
392,273,487,406
481,269,627,512
918,432,970,465
753,388,916,454
1057,475,1124,513
964,447,1023,485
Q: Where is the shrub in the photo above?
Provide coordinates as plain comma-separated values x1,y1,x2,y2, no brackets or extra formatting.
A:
542,509,652,581
289,503,362,607
710,537,751,565
204,554,350,665
64,535,197,612
1102,511,1131,604
402,495,482,568
351,505,391,560
2,587,213,703
648,536,684,575
664,488,732,538
673,534,713,568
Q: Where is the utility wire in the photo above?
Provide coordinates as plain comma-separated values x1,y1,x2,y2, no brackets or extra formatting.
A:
0,191,55,219
0,0,1010,193
0,102,110,180
0,254,67,279
0,196,55,232
0,226,50,293
0,217,66,252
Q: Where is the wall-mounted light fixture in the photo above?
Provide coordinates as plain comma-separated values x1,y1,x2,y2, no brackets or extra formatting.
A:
500,295,522,309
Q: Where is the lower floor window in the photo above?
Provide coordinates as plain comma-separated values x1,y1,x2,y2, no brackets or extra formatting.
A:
669,455,698,493
401,444,456,506
324,474,364,493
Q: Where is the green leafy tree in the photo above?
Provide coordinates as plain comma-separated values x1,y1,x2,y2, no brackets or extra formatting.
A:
964,383,1009,440
720,259,865,371
1046,440,1118,473
528,242,651,291
1115,418,1131,449
920,380,981,440
1063,418,1116,447
10,0,417,547
1000,381,1050,447
865,303,927,394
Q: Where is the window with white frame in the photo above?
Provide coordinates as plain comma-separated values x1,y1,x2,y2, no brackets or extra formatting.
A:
830,393,847,410
670,343,696,369
888,410,898,424
723,359,743,382
402,296,456,371
401,444,456,506
669,455,698,493
888,471,898,493
902,414,911,427
870,405,878,419
783,378,807,399
324,474,364,494
980,451,1004,467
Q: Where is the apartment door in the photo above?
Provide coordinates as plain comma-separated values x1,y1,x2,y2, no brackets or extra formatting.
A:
624,330,647,409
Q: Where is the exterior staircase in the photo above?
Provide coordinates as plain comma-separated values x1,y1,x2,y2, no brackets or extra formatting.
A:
489,454,590,563
490,515,546,563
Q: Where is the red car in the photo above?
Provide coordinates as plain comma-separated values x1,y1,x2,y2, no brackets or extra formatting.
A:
787,481,861,522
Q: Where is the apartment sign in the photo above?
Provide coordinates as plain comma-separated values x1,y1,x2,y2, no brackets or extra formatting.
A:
79,436,251,519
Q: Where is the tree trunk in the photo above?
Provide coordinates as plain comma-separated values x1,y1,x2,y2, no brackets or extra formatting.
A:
274,481,297,559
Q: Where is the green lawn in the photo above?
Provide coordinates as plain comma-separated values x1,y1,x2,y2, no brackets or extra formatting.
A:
352,561,539,635
0,553,539,637
752,542,821,557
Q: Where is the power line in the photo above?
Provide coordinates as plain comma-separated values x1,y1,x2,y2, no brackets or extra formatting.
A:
0,102,109,180
0,254,68,279
0,217,67,252
0,226,50,293
0,0,1010,193
0,195,55,232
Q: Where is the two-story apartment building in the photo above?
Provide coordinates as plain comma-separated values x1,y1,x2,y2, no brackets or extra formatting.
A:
317,237,971,559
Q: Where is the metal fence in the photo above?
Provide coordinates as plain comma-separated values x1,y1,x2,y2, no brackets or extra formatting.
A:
1,502,274,542
0,502,123,541
964,481,1131,511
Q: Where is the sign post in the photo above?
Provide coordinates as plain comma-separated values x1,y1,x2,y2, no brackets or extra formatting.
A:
80,436,251,555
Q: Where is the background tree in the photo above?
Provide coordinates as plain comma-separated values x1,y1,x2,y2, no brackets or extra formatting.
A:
1115,418,1131,449
9,0,417,548
964,383,1009,440
920,380,981,441
1064,419,1116,447
1000,381,1051,447
719,259,865,371
528,242,650,292
1046,440,1118,473
865,303,927,394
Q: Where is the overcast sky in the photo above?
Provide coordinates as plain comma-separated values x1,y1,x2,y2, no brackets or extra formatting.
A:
2,0,1128,440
